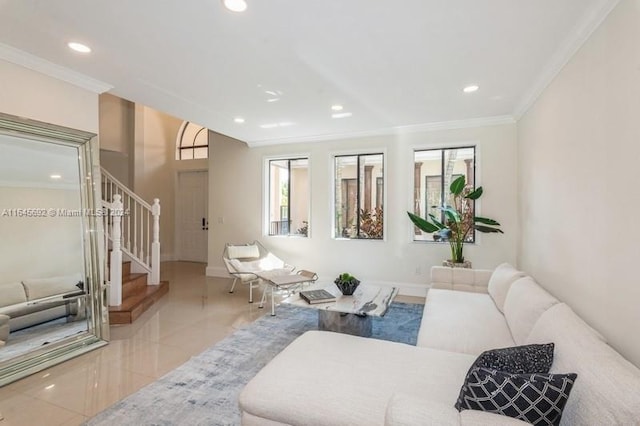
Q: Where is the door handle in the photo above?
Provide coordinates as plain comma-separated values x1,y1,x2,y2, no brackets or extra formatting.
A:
202,217,209,231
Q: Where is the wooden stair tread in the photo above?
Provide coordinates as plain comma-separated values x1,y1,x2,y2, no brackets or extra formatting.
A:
109,281,169,324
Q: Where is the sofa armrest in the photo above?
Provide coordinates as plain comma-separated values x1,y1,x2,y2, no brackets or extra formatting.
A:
430,266,492,294
385,393,460,426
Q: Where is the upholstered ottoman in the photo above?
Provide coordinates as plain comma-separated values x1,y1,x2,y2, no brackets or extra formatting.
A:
0,314,9,346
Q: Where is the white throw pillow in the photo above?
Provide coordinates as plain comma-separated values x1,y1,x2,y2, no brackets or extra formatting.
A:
487,263,525,313
503,277,559,344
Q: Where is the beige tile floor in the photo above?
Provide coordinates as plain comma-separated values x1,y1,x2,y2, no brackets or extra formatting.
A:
0,262,423,425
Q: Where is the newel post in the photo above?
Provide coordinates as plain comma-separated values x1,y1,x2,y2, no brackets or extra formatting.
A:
150,198,161,285
109,194,123,306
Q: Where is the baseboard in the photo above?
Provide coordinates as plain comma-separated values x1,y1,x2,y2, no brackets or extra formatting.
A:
206,266,229,277
160,253,175,262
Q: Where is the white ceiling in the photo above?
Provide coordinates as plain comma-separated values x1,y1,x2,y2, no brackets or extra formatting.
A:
0,0,618,146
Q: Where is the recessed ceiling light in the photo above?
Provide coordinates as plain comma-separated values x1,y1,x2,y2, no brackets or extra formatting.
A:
50,174,62,179
67,42,91,53
463,85,479,93
222,0,247,12
331,104,343,111
234,117,245,124
332,112,353,119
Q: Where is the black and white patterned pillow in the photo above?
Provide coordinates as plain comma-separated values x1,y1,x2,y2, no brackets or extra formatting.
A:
457,367,577,426
455,343,555,410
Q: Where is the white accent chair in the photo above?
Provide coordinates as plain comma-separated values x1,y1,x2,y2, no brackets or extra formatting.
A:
222,241,294,303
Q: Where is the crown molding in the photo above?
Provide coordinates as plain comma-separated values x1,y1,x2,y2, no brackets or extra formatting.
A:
513,0,620,120
247,115,515,148
0,43,113,94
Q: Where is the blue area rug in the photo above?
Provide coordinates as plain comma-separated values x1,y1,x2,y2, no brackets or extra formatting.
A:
85,302,423,426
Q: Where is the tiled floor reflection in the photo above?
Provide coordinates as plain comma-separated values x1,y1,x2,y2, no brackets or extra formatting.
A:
0,262,423,425
0,262,267,425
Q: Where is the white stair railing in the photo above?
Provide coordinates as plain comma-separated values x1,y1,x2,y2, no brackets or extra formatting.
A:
101,168,161,306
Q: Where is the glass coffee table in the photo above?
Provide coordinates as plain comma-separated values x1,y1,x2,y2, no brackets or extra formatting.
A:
282,283,398,337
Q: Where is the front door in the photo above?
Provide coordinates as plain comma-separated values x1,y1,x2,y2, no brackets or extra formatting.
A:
176,171,208,262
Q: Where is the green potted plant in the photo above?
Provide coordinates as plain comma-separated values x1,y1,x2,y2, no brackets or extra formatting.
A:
334,272,360,295
407,175,503,267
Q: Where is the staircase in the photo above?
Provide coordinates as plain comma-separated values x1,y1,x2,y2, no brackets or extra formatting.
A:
108,260,169,324
101,167,169,324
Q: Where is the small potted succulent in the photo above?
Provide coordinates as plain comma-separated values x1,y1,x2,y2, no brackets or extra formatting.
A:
334,272,360,295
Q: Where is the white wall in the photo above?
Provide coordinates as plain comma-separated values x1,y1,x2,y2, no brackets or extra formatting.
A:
518,0,640,365
0,59,98,133
130,105,208,261
99,93,134,187
207,123,518,295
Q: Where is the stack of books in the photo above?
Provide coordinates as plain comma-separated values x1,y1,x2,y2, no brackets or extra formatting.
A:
299,289,336,305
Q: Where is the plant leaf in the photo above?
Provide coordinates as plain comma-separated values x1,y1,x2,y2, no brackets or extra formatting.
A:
449,175,466,195
440,207,460,223
428,213,445,229
407,212,439,233
466,187,483,200
474,216,501,226
475,225,504,234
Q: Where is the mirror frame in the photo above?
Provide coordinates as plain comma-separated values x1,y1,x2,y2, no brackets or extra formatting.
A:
0,112,109,386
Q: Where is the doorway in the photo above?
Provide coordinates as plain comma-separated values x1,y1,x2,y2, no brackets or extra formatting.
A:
176,171,208,262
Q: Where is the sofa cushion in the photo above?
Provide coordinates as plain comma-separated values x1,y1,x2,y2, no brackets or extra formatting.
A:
384,393,530,426
525,303,640,425
487,263,526,313
459,410,532,425
503,277,559,344
22,273,82,300
457,367,577,426
239,330,476,426
385,394,460,426
0,282,27,307
417,289,515,355
431,267,492,293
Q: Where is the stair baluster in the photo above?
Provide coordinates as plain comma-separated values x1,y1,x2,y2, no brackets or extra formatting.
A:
100,167,161,307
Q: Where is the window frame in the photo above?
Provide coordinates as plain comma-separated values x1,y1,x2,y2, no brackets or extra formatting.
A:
263,155,311,238
410,144,478,244
176,121,209,160
331,150,386,241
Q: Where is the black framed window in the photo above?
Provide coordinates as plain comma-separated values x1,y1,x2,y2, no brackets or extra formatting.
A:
268,158,309,237
334,153,384,239
177,122,208,160
412,146,476,241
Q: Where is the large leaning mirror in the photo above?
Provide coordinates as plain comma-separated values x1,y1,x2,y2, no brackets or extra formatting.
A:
0,112,108,386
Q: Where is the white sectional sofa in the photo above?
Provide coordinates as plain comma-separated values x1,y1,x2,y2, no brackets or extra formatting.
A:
239,264,640,425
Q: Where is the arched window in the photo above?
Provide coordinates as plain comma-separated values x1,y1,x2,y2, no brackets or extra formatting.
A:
176,121,209,160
